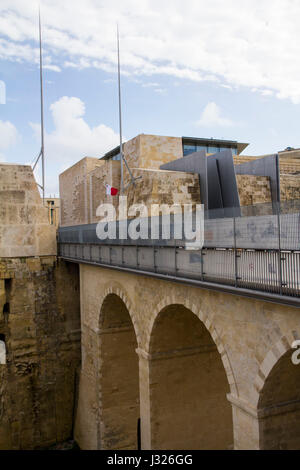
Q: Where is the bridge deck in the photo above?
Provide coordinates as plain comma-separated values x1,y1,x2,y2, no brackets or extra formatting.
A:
58,242,300,307
58,208,300,307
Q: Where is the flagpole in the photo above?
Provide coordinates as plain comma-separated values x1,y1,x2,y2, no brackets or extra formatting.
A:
39,6,45,204
117,25,124,194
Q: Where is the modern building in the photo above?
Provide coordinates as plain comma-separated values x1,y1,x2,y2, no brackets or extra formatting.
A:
101,135,249,161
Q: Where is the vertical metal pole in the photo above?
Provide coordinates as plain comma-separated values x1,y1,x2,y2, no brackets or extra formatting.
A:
276,154,283,295
174,240,177,276
39,7,45,204
277,201,283,295
117,25,124,194
233,216,238,288
137,418,141,451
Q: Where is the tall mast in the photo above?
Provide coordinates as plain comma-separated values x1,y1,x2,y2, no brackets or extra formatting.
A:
39,7,45,203
115,26,140,193
117,25,124,194
33,7,46,202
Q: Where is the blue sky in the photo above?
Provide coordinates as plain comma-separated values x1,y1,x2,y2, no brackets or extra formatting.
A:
1,0,300,195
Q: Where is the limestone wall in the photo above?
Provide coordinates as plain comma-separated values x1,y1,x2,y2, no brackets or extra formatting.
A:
0,257,81,449
280,174,300,201
0,164,56,257
279,149,300,159
89,161,120,224
75,264,300,450
124,134,183,170
236,174,272,206
279,159,300,174
0,163,81,449
59,157,103,227
59,137,300,228
124,168,201,211
60,158,121,227
235,155,300,175
59,136,186,226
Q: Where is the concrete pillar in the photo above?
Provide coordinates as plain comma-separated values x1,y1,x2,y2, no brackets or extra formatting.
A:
137,348,152,450
227,394,260,450
74,326,100,450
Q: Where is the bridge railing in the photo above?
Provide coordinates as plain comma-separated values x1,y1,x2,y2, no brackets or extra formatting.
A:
58,200,300,299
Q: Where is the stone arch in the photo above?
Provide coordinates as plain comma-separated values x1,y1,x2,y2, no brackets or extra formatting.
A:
97,287,140,450
146,300,235,449
98,284,141,346
252,330,300,407
145,295,237,396
253,330,300,449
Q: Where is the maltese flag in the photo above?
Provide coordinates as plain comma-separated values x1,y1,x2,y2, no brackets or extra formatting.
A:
105,184,118,196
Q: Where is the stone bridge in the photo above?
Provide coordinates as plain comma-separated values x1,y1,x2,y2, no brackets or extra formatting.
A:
58,134,300,450
72,261,300,450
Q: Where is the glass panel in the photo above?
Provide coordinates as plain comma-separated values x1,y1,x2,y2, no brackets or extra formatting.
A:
112,153,121,160
195,145,207,153
183,144,196,156
207,146,219,154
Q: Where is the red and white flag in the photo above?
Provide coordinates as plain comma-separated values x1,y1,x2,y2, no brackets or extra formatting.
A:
105,184,118,196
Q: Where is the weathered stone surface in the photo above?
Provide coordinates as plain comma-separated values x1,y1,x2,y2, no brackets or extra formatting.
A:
75,264,300,450
236,174,272,206
125,134,183,170
124,168,201,210
0,257,81,450
0,164,56,257
0,163,80,450
59,157,103,227
280,174,300,201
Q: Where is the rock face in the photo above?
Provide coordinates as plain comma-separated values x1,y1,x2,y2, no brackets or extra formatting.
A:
0,164,81,449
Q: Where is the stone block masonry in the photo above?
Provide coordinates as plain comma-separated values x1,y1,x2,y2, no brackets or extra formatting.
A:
0,163,81,449
0,256,81,449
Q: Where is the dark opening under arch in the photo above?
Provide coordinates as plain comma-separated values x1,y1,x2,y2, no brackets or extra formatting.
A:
99,293,139,450
149,304,233,450
258,348,300,449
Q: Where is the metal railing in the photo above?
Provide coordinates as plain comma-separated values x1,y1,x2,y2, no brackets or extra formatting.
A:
58,200,300,303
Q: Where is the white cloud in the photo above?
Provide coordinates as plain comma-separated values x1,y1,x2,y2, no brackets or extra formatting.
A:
30,96,120,195
1,1,300,102
142,82,160,88
196,102,234,128
154,88,166,94
44,64,61,72
0,120,18,160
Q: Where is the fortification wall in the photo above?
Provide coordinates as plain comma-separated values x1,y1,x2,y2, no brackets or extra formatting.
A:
0,164,56,257
124,168,201,210
0,163,81,449
0,258,80,449
124,134,183,170
236,174,272,206
280,174,300,201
